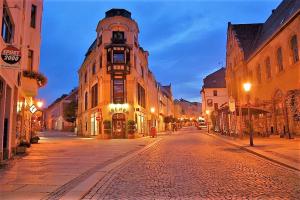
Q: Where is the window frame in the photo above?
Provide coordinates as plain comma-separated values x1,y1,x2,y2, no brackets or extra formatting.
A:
291,35,299,63
1,6,14,43
276,47,284,72
30,4,37,28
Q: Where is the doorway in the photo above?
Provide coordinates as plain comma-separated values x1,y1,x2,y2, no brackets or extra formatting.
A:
112,113,125,138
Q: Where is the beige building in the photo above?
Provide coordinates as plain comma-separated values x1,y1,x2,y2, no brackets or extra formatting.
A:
226,0,300,136
44,88,78,132
77,9,174,138
174,98,202,121
0,0,44,162
201,68,228,126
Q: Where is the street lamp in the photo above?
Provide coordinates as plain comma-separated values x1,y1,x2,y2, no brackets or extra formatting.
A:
36,100,44,109
205,110,210,133
243,82,253,146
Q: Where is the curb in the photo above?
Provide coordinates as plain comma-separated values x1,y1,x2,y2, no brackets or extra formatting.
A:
60,138,163,200
204,133,300,172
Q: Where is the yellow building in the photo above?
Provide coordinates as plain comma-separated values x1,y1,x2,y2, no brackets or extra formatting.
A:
174,98,202,121
0,0,44,162
226,0,300,137
77,9,174,138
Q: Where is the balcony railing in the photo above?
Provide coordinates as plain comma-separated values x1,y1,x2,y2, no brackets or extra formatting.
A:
107,63,130,74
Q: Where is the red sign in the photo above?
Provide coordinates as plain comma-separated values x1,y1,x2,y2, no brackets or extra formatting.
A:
1,46,21,65
96,116,102,121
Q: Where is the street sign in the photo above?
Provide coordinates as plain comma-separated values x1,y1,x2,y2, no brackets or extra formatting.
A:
229,96,236,112
1,45,21,65
29,105,37,114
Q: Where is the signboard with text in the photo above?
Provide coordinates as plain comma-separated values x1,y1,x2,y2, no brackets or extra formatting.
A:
1,45,21,68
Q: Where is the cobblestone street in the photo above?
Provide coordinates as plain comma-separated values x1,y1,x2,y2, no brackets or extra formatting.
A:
84,127,300,200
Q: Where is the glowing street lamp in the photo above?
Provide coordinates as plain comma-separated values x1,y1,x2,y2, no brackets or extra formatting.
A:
150,107,155,113
36,100,44,108
243,82,253,146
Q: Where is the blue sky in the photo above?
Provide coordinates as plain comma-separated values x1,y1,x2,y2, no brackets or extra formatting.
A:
39,0,281,105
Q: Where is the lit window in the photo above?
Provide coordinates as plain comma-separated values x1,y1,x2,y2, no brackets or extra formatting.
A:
113,79,125,104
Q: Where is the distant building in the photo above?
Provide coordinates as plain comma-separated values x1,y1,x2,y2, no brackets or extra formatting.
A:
201,68,228,124
77,9,174,138
226,0,300,136
0,0,44,162
174,98,202,120
44,88,78,132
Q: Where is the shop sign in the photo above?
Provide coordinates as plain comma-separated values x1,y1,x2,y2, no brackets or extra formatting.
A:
109,103,129,113
1,45,21,67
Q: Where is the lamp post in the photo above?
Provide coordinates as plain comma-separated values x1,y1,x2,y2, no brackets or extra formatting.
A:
206,110,210,133
243,82,253,146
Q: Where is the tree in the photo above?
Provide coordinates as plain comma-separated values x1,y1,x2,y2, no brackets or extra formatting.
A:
63,100,78,123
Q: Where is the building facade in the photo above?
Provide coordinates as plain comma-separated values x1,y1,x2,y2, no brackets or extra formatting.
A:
0,0,44,162
174,98,202,121
201,68,228,127
226,0,300,136
44,88,78,132
77,9,174,138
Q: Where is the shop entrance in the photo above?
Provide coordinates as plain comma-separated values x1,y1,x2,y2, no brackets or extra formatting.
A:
112,113,126,138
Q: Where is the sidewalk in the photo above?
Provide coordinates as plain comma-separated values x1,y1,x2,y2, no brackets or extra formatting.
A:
0,132,160,200
207,132,300,171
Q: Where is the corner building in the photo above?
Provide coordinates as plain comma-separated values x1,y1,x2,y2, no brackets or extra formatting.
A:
77,9,174,138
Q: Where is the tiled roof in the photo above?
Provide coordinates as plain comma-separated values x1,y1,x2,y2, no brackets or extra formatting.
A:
231,0,300,60
202,68,226,89
231,23,263,58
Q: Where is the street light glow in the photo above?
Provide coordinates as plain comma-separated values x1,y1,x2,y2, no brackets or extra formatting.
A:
205,110,210,115
36,100,44,108
150,107,155,113
243,82,252,92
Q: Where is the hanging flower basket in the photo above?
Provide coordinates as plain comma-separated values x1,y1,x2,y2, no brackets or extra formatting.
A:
23,70,47,87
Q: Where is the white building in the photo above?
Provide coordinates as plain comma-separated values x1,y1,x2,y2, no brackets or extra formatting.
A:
201,68,228,125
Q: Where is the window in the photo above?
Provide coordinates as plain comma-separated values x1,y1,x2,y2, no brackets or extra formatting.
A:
99,55,102,68
256,64,261,83
137,83,145,108
27,50,33,71
112,31,125,43
113,79,125,103
113,51,125,63
265,57,271,79
84,92,88,110
213,90,217,96
277,47,283,72
30,5,37,28
141,66,144,78
107,49,111,63
214,103,218,111
84,72,87,83
2,7,13,43
92,64,96,74
291,35,299,63
91,84,98,108
126,49,130,64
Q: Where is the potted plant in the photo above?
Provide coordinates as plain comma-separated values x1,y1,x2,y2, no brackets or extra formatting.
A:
103,120,112,139
127,120,136,139
30,136,40,144
16,139,30,154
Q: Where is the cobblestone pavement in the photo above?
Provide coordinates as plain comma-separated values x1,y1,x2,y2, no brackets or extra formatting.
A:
0,132,157,200
84,127,300,200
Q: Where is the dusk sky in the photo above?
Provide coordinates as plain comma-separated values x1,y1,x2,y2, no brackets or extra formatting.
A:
39,0,281,106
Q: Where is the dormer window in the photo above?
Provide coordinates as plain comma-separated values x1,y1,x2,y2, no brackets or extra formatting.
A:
112,31,125,43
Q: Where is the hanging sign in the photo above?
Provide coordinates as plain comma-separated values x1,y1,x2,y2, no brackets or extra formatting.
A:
1,45,21,67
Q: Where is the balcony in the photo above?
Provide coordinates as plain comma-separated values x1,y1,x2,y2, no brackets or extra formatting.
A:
107,63,130,74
